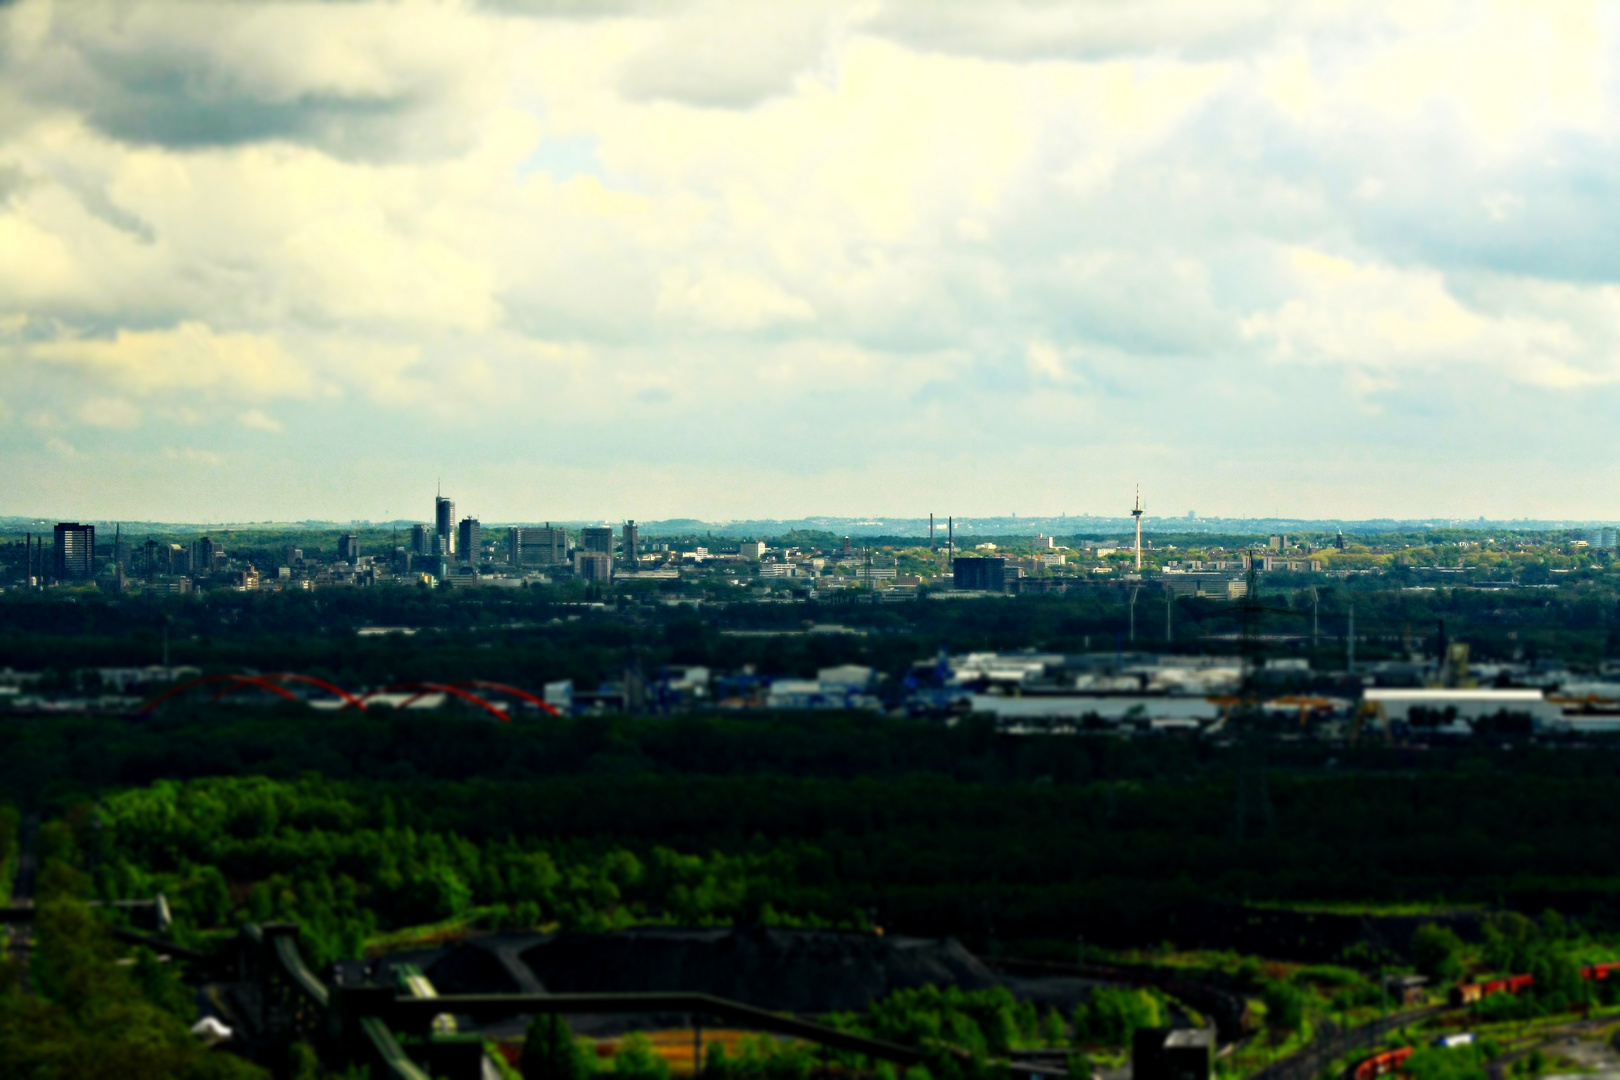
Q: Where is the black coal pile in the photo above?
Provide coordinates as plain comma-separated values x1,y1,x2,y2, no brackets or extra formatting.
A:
521,925,999,1013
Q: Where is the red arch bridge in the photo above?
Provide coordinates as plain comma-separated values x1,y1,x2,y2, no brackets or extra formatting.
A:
136,674,560,720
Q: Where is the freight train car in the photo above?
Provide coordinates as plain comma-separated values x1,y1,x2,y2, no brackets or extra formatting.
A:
1451,974,1534,1006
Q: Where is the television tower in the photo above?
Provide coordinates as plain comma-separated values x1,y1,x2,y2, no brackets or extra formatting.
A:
1131,485,1145,570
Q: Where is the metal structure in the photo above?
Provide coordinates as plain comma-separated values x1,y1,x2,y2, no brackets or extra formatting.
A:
138,673,368,715
350,681,561,721
215,922,936,1080
136,674,559,719
1131,486,1145,571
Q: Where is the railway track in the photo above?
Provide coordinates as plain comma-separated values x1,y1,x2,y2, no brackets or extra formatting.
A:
1245,1006,1446,1080
1484,1012,1620,1080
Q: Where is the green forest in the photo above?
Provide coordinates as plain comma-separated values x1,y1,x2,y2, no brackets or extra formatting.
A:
10,710,1620,949
9,708,1620,1075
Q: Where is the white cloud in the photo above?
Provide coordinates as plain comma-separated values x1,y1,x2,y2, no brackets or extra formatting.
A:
1241,247,1607,389
618,1,846,107
2,0,1620,518
656,265,814,330
237,408,283,433
162,446,223,465
27,323,318,399
78,396,140,428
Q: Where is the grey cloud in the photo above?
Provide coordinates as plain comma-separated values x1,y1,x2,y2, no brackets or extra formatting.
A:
81,73,412,155
0,6,484,160
1339,131,1620,286
59,173,156,243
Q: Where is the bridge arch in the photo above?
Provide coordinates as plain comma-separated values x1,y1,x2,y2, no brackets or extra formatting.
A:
355,682,513,723
456,681,561,716
137,672,366,715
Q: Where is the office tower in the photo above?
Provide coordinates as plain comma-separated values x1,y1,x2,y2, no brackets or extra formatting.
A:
582,526,614,555
509,525,568,567
622,520,639,566
196,535,219,573
338,534,359,563
435,494,455,556
53,523,95,580
458,517,480,563
410,524,430,556
170,544,189,574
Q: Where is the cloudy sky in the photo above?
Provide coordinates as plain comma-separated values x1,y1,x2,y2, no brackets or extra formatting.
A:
2,1,1618,523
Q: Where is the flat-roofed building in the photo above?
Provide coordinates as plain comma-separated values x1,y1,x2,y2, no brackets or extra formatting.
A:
574,550,612,582
952,556,1006,592
622,520,639,565
457,517,480,563
509,526,567,567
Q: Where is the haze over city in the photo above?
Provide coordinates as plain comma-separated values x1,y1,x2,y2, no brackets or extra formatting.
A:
3,3,1618,521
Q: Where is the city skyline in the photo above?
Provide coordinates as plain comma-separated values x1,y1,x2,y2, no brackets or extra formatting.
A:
4,3,1620,521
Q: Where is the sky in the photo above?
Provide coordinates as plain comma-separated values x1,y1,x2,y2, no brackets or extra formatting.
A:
3,1,1620,524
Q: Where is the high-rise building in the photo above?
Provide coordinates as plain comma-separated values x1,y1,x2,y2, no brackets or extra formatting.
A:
195,536,220,574
337,534,359,563
410,524,430,556
458,517,480,563
622,520,639,566
435,495,456,556
53,523,94,580
582,526,614,555
509,526,568,567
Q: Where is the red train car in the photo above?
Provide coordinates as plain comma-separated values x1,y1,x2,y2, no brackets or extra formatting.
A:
1581,962,1620,982
1450,974,1534,1006
1350,1046,1414,1080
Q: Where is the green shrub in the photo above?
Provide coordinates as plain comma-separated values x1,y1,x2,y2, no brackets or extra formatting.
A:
522,1015,596,1080
1072,988,1164,1048
612,1034,670,1080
